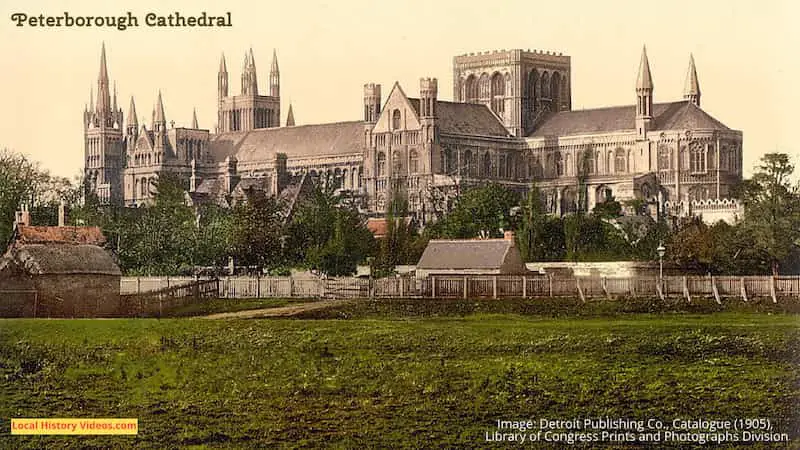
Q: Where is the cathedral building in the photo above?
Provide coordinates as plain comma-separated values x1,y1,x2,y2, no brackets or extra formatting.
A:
83,44,743,223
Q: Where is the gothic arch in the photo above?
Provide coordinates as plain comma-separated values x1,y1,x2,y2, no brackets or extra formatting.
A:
464,75,478,102
483,152,492,177
392,110,401,130
376,152,386,177
540,71,550,98
490,72,505,116
409,149,419,174
614,147,626,173
527,70,539,112
478,73,490,101
551,73,561,112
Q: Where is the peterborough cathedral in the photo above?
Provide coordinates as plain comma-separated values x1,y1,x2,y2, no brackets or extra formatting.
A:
83,43,744,224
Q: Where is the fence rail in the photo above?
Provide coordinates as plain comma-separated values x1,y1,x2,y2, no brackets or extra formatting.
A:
119,275,800,302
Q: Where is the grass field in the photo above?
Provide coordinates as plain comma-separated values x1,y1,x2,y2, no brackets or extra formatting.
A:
1,299,798,448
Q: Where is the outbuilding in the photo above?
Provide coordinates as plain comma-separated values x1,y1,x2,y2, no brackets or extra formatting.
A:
416,231,528,278
0,207,122,317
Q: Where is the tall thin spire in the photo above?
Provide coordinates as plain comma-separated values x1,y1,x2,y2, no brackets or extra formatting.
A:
636,45,653,90
154,90,166,130
96,42,111,116
683,53,701,107
270,49,280,98
192,108,199,129
127,96,138,125
286,103,295,126
113,81,118,112
241,48,258,95
270,48,279,74
89,86,94,112
219,53,227,73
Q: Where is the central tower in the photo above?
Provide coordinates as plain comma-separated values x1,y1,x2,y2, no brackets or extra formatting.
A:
453,49,571,137
217,48,281,133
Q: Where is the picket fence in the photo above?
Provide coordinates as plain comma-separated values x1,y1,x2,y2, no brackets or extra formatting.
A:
120,275,800,303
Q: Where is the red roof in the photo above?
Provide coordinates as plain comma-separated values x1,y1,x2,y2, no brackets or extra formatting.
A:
367,218,388,238
15,225,107,246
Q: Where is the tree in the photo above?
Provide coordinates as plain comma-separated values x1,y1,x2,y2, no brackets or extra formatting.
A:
286,181,375,276
428,183,520,239
373,194,427,276
229,190,286,273
739,153,800,274
0,149,42,246
517,184,549,261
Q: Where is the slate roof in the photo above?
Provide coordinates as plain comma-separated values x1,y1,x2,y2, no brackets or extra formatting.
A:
417,239,526,272
2,244,122,276
408,99,511,137
209,121,364,162
529,101,730,137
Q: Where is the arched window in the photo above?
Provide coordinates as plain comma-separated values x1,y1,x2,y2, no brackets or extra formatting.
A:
376,152,386,177
483,152,492,177
540,71,550,98
585,151,595,175
556,152,563,176
690,141,706,173
527,70,539,112
140,177,147,196
478,73,490,100
409,150,419,174
658,144,671,170
392,110,401,130
464,150,473,177
606,151,613,174
614,148,626,173
465,75,478,102
490,72,505,116
551,73,561,112
392,151,402,175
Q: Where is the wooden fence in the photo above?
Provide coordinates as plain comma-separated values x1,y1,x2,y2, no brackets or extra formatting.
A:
120,279,219,316
118,275,800,303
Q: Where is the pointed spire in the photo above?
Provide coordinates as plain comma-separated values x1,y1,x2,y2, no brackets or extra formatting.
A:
113,81,118,112
286,104,295,126
219,53,227,73
128,96,138,127
271,48,279,74
155,90,166,125
683,53,701,107
636,45,653,90
98,42,109,83
192,108,199,129
249,47,256,66
89,86,94,111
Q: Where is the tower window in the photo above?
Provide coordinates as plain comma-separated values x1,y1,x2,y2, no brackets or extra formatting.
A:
392,110,401,130
377,152,386,177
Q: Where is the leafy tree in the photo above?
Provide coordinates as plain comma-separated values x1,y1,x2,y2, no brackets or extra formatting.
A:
373,194,427,276
517,184,549,261
428,183,520,239
229,190,286,273
286,182,375,276
739,153,800,275
0,149,42,246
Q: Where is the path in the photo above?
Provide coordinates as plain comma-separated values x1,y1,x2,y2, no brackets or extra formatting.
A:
202,299,353,319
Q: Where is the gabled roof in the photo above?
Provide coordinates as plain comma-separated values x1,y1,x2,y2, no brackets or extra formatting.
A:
417,238,526,272
407,98,510,137
15,226,106,246
209,121,364,162
529,101,730,137
2,244,121,276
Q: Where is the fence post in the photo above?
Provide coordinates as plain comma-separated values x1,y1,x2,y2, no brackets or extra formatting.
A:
602,277,610,300
549,274,553,297
682,276,691,303
522,276,527,299
256,275,261,298
289,277,295,298
431,276,436,298
33,292,38,318
576,278,585,303
710,276,721,305
463,277,468,299
493,276,498,299
770,276,777,304
740,277,748,302
166,277,170,289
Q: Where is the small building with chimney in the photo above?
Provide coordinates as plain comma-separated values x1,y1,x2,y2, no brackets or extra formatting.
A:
416,231,528,278
0,205,122,317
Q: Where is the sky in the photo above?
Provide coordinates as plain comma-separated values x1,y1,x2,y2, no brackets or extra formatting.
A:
0,0,797,179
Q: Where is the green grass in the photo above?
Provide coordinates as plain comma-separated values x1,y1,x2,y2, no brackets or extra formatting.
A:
0,308,798,448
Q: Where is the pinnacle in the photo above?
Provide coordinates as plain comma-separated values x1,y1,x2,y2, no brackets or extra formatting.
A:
636,45,653,91
683,53,700,96
271,48,279,73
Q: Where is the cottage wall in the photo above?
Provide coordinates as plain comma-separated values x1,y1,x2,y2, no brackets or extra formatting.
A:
33,274,121,317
